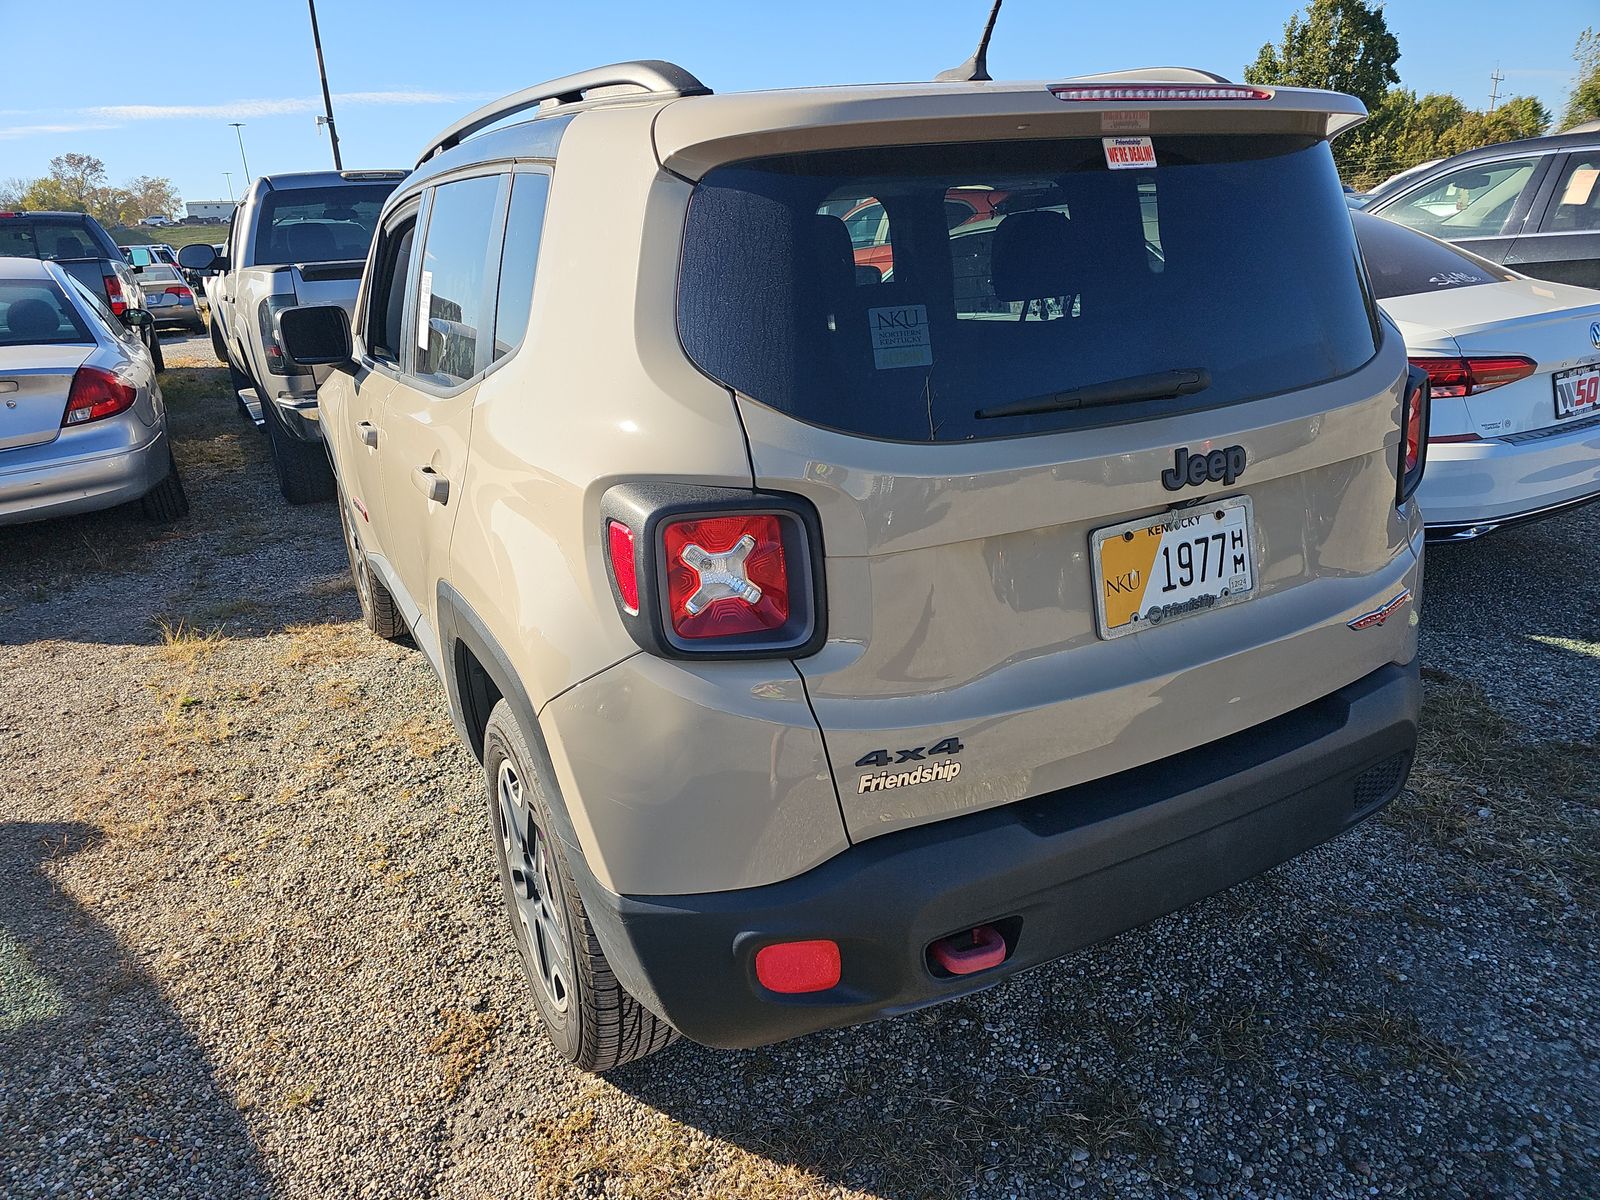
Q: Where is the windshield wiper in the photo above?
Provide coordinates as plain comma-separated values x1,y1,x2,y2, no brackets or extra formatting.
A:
974,367,1211,420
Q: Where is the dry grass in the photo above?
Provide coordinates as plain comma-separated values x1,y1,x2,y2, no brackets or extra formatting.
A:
155,618,226,671
1314,1005,1473,1083
277,622,368,669
1384,669,1600,908
427,1007,501,1098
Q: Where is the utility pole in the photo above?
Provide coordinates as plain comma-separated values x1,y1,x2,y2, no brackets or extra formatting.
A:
1489,64,1505,111
308,0,343,170
229,123,251,181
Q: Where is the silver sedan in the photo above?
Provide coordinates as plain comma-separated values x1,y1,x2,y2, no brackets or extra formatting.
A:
0,257,188,525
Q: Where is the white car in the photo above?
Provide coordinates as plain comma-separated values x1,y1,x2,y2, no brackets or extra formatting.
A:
1353,212,1600,540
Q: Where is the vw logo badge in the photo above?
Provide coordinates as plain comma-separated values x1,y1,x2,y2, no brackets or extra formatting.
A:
1592,319,1600,350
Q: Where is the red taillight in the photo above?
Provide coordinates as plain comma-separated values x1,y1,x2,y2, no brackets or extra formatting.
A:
1049,83,1272,102
1407,355,1536,397
606,520,638,614
103,273,127,316
163,285,193,300
62,366,137,426
662,514,790,640
1398,366,1430,504
754,940,841,994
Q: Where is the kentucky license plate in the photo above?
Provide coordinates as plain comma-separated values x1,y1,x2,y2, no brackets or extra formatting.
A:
1091,497,1256,639
1554,364,1600,419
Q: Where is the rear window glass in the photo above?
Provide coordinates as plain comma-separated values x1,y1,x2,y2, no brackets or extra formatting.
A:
0,279,92,346
0,217,114,262
678,135,1379,442
253,183,398,265
1353,213,1512,300
137,264,182,283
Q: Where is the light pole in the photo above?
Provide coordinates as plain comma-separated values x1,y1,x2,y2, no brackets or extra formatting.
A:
307,0,343,170
223,171,234,201
229,122,251,181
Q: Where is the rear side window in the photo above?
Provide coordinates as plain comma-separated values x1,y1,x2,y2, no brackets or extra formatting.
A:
415,175,503,386
1381,157,1537,239
1542,155,1600,233
253,183,398,265
678,135,1378,442
1353,214,1513,300
491,172,551,362
0,279,92,346
0,218,107,262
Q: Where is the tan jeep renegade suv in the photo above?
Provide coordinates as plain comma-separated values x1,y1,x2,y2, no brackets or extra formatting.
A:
281,60,1430,1071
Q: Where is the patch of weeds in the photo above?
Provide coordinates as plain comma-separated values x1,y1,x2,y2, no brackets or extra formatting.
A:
154,618,226,671
1386,673,1600,907
281,1082,318,1111
277,622,367,668
428,1006,500,1098
389,715,452,760
1314,1004,1472,1082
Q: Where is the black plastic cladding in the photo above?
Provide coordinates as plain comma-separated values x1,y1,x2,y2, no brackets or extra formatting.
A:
598,482,827,661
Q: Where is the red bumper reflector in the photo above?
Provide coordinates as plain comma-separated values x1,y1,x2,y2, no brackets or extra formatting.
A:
754,939,841,994
930,925,1008,976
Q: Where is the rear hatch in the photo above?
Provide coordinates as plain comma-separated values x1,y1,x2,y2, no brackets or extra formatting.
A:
667,83,1421,840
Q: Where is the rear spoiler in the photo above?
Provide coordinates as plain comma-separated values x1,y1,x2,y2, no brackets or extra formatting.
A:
653,78,1366,180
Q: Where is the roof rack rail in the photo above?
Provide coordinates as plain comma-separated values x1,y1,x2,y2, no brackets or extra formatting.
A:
417,60,711,166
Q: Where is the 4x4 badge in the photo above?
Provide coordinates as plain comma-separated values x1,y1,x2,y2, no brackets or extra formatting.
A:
1162,445,1247,491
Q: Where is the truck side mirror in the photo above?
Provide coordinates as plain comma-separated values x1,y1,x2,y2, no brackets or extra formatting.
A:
177,243,221,272
279,304,354,371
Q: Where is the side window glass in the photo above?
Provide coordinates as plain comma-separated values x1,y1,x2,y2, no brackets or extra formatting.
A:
1542,156,1600,233
366,215,417,365
492,173,550,362
415,175,502,386
1385,158,1536,238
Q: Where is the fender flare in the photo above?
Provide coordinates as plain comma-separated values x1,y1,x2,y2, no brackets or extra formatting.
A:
435,581,582,853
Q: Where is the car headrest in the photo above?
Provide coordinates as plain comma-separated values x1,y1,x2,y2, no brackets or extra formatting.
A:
285,223,337,261
4,297,61,340
989,210,1073,301
54,237,89,260
810,214,856,296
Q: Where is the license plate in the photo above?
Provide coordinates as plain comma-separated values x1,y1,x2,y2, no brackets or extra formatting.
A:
1091,497,1256,639
1554,364,1600,419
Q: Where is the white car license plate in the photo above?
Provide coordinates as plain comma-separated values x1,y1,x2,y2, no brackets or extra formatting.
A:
1091,497,1256,639
1554,364,1600,419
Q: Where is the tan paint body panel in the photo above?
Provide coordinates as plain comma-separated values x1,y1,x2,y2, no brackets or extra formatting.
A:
740,337,1422,840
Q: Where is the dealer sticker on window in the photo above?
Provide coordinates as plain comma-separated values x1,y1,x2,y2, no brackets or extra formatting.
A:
1102,136,1156,170
868,304,933,370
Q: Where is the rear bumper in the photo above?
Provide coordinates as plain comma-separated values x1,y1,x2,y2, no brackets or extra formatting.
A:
575,657,1421,1049
0,422,169,525
1419,414,1600,537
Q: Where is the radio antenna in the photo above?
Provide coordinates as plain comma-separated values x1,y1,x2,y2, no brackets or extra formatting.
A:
935,0,1004,83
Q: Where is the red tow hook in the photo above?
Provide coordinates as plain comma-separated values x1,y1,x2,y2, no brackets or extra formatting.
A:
929,924,1008,976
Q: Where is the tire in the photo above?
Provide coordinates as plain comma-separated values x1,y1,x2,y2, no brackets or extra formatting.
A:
145,325,165,373
209,313,230,366
261,401,335,505
140,448,189,522
337,486,405,639
484,700,678,1072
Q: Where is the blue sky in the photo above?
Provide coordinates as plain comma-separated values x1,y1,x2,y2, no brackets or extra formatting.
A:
1,0,1592,210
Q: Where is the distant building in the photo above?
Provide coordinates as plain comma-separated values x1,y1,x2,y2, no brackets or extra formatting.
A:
186,200,236,222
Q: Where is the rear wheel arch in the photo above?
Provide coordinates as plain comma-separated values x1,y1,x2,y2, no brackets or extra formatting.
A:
436,581,582,853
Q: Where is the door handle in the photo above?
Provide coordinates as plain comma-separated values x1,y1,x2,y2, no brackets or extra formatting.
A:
357,421,378,448
412,465,449,505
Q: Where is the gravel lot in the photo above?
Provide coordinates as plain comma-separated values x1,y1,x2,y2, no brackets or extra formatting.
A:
1,336,1596,1199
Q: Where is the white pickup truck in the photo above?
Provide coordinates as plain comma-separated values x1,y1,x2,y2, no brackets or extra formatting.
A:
179,170,404,503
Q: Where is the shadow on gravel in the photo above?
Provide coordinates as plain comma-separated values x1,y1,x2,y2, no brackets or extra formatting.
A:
0,822,271,1199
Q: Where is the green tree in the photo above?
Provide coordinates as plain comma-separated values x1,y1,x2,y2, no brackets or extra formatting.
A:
1245,0,1401,111
1563,27,1600,129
